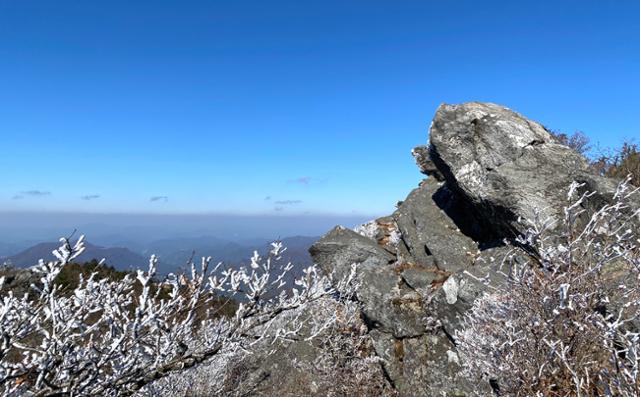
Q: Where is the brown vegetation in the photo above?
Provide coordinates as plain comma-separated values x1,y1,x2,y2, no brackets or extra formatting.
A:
550,129,639,186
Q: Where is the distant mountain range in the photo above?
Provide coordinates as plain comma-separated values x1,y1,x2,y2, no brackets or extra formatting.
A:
0,241,35,258
0,242,149,271
0,235,319,275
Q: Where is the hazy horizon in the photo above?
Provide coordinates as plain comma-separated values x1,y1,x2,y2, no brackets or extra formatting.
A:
0,211,374,246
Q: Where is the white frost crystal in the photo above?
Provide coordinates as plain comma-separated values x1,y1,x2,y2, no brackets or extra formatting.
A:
0,235,358,396
446,349,460,365
442,276,459,304
454,161,486,194
354,220,379,240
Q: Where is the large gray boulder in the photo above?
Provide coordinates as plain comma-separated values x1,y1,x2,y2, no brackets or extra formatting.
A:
429,102,617,238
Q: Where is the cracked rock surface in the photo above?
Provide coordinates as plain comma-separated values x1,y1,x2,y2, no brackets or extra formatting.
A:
309,102,629,396
429,102,619,238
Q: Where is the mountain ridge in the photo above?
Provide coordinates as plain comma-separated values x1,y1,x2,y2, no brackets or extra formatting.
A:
1,235,319,275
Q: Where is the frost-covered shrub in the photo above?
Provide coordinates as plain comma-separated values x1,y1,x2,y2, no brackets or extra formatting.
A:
0,237,351,396
287,274,398,397
142,265,370,397
456,178,640,396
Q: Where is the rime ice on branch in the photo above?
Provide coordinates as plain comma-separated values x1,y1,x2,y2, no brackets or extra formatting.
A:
0,236,358,396
456,178,640,396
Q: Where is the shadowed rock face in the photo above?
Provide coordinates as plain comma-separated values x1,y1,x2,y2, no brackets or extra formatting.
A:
429,102,617,238
309,102,628,396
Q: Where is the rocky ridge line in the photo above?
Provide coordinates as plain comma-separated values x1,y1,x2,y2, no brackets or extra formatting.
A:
309,102,625,396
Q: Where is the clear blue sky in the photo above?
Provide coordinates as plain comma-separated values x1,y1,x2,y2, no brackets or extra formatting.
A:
1,0,638,216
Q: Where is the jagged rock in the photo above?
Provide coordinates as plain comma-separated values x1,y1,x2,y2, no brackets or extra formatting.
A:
430,182,496,245
0,266,39,297
307,102,632,396
311,180,487,396
412,145,444,181
393,178,478,274
429,102,618,238
426,245,526,336
310,226,424,337
369,329,485,396
309,226,395,273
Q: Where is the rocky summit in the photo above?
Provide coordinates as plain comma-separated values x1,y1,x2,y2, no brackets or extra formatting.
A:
309,102,625,396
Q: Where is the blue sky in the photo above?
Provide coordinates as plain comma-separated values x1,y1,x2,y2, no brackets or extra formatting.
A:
1,0,638,216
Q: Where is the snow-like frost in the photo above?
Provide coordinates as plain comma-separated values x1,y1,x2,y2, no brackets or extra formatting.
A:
0,236,360,396
354,220,379,240
455,177,640,396
442,276,459,304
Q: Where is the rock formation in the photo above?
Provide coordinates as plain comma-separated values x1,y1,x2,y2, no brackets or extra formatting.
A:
309,102,625,396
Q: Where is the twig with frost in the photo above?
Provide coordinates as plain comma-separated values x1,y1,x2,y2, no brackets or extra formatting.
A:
0,236,349,397
456,178,640,396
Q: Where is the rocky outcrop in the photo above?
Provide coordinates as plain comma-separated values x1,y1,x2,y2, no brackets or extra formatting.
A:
309,102,627,396
0,266,40,297
429,102,618,238
411,145,444,181
311,178,487,395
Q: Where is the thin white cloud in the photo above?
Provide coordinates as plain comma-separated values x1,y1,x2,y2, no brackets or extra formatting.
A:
287,176,312,185
21,190,51,197
274,200,302,205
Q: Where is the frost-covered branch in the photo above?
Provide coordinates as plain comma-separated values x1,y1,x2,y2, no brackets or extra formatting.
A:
0,239,344,396
456,178,640,396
